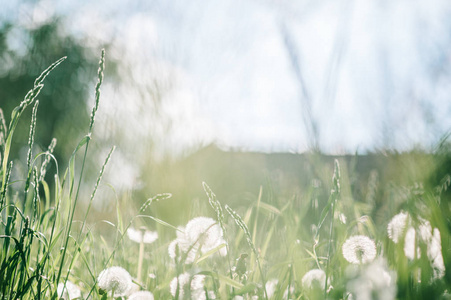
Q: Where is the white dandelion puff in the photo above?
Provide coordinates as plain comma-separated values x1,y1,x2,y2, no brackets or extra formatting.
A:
170,273,190,299
97,266,132,297
128,282,140,295
170,273,206,300
429,228,445,278
265,279,278,299
403,227,418,260
207,290,217,299
342,235,377,264
168,228,197,264
168,218,227,264
57,280,81,300
190,274,207,299
387,211,409,243
302,269,326,291
127,227,158,244
185,217,227,254
283,285,295,299
401,219,444,278
403,219,432,260
346,258,396,300
233,296,258,300
128,291,155,300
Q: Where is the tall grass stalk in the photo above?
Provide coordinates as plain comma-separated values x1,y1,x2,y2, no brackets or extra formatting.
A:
202,182,234,279
1,56,66,208
324,159,340,294
55,49,105,294
225,204,268,300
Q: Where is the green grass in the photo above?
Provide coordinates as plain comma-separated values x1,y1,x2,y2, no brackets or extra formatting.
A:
1,50,450,299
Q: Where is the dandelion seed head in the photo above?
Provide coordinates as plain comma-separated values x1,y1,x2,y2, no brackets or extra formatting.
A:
142,231,158,243
403,227,417,259
342,235,377,264
190,274,207,299
283,285,295,299
168,237,197,264
170,273,206,299
170,273,190,299
207,290,217,299
128,291,154,300
302,269,326,291
127,227,158,244
430,228,445,278
387,211,409,243
346,259,396,300
169,218,227,263
97,266,132,297
405,222,445,278
233,296,258,300
57,280,81,300
403,220,434,261
265,278,278,298
185,217,226,253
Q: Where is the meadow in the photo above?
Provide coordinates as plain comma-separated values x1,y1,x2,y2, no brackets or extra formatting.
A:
1,51,450,299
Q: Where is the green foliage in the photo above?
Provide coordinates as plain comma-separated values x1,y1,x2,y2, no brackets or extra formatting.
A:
1,49,451,300
0,19,101,169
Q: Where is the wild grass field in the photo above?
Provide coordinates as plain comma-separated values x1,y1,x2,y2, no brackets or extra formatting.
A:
1,51,451,299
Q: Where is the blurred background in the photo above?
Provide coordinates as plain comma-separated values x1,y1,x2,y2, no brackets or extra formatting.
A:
1,0,451,224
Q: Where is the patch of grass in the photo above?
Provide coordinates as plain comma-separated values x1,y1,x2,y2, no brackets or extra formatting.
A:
1,50,450,299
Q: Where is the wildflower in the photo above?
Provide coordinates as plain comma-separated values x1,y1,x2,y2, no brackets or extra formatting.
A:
346,258,396,300
185,217,227,254
283,285,295,299
265,278,278,299
57,280,81,300
429,228,445,278
128,291,154,300
233,296,258,300
127,227,158,244
403,219,432,259
403,220,445,278
97,266,132,297
168,217,227,264
342,235,377,264
170,273,206,299
403,227,418,260
302,269,326,291
387,211,409,243
168,227,197,264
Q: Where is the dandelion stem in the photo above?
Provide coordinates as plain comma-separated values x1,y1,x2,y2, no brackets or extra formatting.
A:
137,229,145,283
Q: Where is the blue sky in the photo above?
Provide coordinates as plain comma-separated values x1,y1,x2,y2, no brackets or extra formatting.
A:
3,0,451,155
